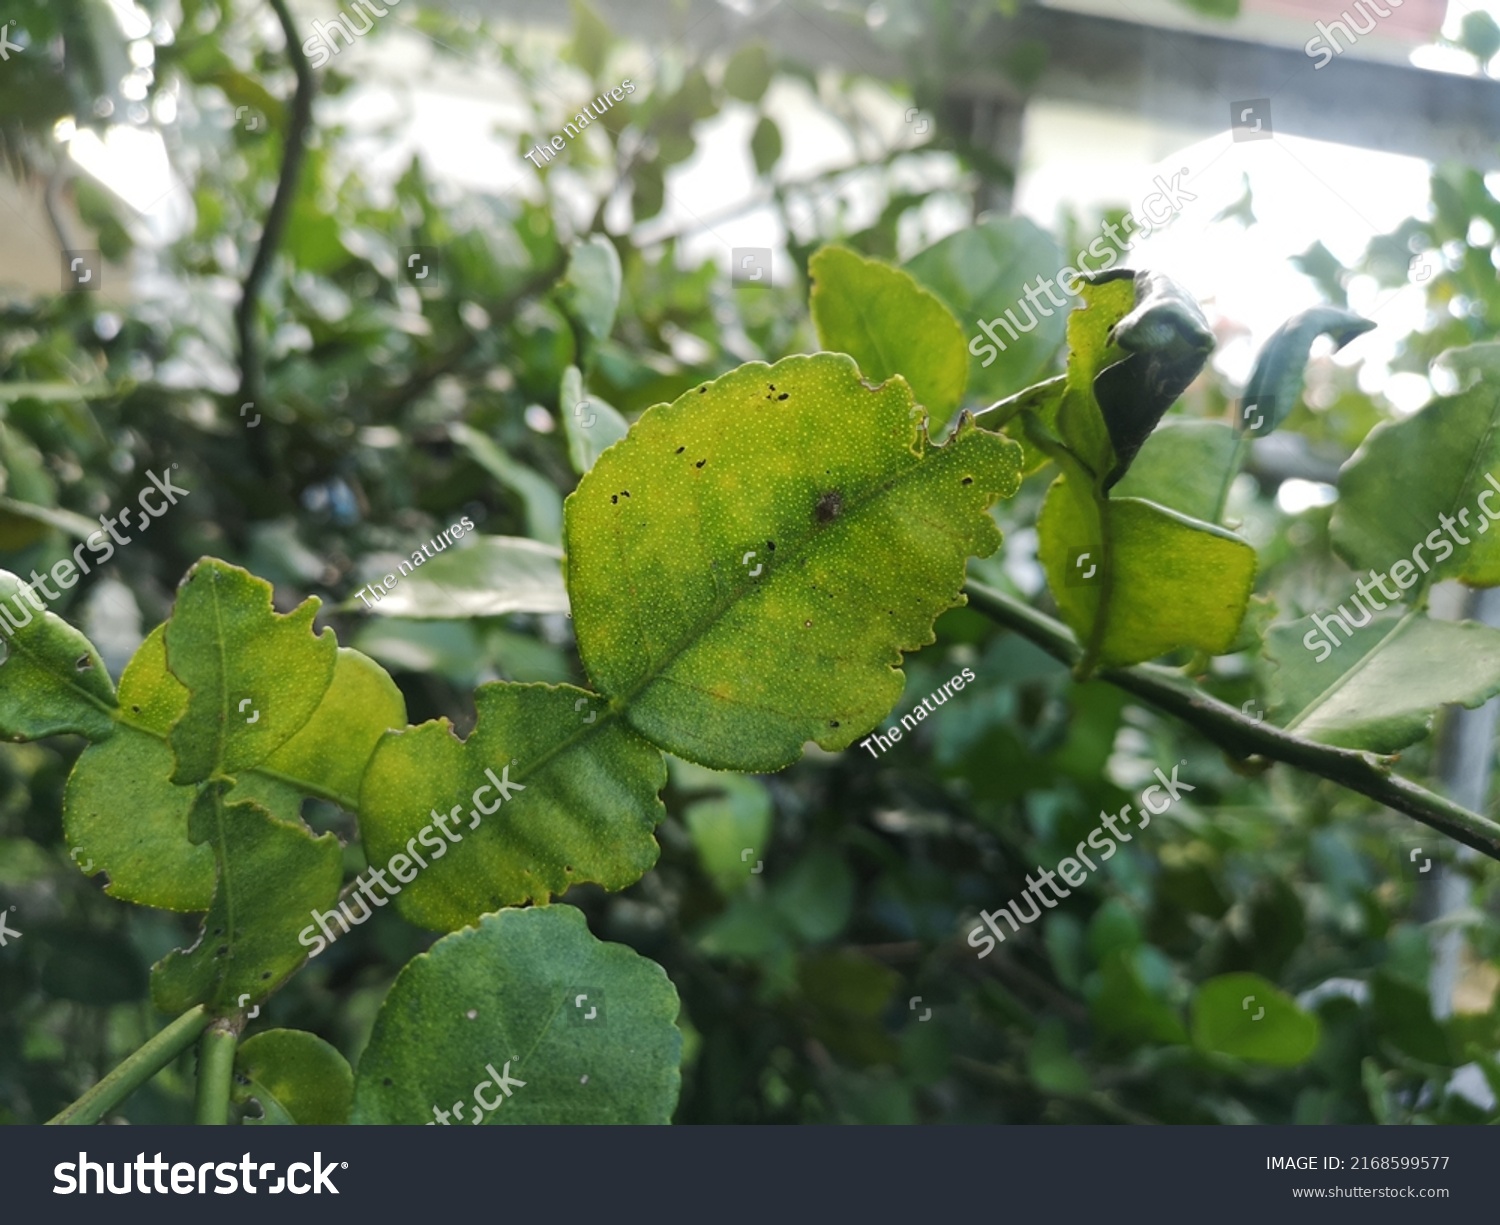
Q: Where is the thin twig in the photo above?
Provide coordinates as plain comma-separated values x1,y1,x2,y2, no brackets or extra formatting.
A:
963,580,1500,862
234,0,316,420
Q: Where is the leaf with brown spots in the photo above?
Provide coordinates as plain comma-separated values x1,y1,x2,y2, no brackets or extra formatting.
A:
564,352,1023,770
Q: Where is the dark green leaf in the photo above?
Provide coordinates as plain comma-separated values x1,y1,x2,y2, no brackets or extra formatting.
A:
1265,610,1500,752
1240,306,1373,438
904,216,1067,406
1088,269,1215,488
351,906,682,1124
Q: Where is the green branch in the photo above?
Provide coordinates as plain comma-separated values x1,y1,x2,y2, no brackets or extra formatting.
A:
48,1007,210,1125
963,580,1500,862
194,1020,242,1126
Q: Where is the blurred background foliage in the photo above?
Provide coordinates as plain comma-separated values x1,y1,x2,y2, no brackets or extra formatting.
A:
0,0,1497,1125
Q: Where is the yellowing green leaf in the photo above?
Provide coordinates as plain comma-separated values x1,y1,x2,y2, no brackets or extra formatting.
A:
260,647,406,808
809,246,968,428
1039,475,1256,668
359,682,666,932
64,626,210,910
1053,276,1134,482
165,560,337,785
151,783,342,1014
234,1030,354,1125
0,569,116,741
565,353,1022,771
65,634,402,910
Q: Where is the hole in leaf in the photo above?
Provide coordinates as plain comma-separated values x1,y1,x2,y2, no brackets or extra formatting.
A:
75,654,92,671
961,476,973,486
696,459,706,468
676,446,685,453
767,541,775,551
777,393,788,401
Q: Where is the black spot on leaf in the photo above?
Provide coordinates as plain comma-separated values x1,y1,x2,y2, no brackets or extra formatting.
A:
814,491,843,524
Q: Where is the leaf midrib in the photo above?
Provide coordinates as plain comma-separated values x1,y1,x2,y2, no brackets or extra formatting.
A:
1284,608,1419,734
0,595,116,721
608,423,979,714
